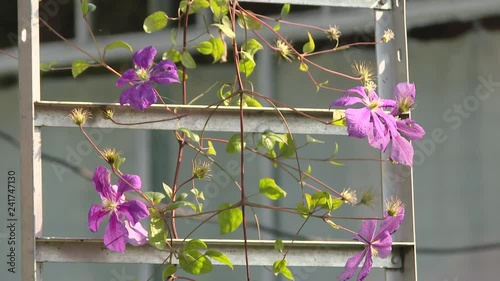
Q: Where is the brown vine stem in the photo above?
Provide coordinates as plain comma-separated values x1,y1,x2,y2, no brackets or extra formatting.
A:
229,2,251,280
0,49,18,59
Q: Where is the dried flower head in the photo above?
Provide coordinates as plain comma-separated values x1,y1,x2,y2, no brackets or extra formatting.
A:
194,161,212,180
276,39,294,62
359,188,375,206
382,29,395,43
102,148,125,168
69,108,91,126
100,108,114,120
341,188,357,205
385,196,404,217
326,25,341,41
352,61,374,85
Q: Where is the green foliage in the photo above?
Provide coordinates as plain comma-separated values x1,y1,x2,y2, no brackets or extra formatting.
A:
180,0,210,15
296,191,343,217
212,16,235,38
243,95,262,107
218,203,243,235
163,182,173,199
179,128,200,142
162,265,177,280
302,32,315,54
239,39,263,77
205,249,234,269
274,239,285,253
163,49,182,63
181,51,197,69
71,60,90,78
259,178,286,200
179,249,213,275
143,11,169,33
197,38,225,62
226,134,246,153
81,0,96,17
210,0,228,22
144,191,165,205
207,140,217,155
104,41,133,53
273,260,294,280
148,209,168,250
278,134,296,158
237,13,262,30
280,4,291,18
40,61,56,72
217,83,233,105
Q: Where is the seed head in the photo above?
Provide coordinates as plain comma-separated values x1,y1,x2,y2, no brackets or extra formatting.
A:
352,61,374,85
382,29,395,43
69,108,91,126
276,39,294,62
326,25,341,41
341,188,357,205
194,161,212,180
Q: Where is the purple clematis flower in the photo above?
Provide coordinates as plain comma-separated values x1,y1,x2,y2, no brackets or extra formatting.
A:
339,205,405,281
116,46,179,111
330,86,397,151
88,166,149,252
391,82,416,116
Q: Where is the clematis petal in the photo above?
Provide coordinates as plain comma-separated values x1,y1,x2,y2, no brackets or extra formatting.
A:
92,166,112,198
379,98,397,108
116,174,142,199
338,249,368,281
394,82,416,102
330,96,365,108
390,133,414,166
396,119,425,141
373,231,393,259
120,83,158,111
150,62,180,85
88,204,109,232
355,220,377,243
345,108,372,138
380,208,405,235
125,221,148,246
118,200,149,225
103,212,129,253
357,248,374,281
116,69,139,87
133,46,156,70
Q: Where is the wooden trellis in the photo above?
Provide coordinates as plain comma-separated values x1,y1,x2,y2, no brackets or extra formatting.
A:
18,0,416,280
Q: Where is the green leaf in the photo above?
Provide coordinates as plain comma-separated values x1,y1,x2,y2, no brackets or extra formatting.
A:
197,41,213,55
181,51,197,69
209,37,225,62
217,83,233,105
218,203,243,235
299,61,308,72
162,265,177,281
163,49,182,63
273,260,294,280
237,13,262,30
179,249,213,275
163,182,173,199
184,239,208,250
71,60,90,78
305,135,324,144
278,134,296,158
280,3,291,18
259,178,286,200
40,61,56,72
148,216,168,250
165,200,197,211
143,11,169,33
243,96,262,107
303,165,312,181
226,134,246,153
179,127,200,142
239,57,256,77
242,39,263,56
144,191,165,205
274,239,285,253
302,32,315,54
210,0,228,21
212,16,235,38
180,0,210,14
207,140,217,155
205,250,234,270
104,40,133,53
87,3,96,13
81,0,88,16
329,160,344,166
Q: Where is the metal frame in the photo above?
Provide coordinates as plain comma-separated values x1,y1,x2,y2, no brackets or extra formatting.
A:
18,0,416,281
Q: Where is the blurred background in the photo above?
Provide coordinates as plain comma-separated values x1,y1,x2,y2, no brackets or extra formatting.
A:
1,0,500,280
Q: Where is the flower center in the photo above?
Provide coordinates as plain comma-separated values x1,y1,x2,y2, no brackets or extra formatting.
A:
136,68,150,81
398,97,413,112
103,198,118,211
367,99,382,110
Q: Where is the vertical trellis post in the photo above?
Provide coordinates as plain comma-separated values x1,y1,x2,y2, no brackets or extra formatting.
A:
18,0,43,281
376,0,417,280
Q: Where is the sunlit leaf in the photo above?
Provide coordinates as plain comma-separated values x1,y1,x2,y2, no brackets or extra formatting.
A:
148,212,168,250
226,134,246,153
207,140,217,155
181,51,197,69
179,127,200,142
280,3,290,18
197,41,213,55
210,0,228,21
163,182,173,199
209,37,225,62
162,265,177,281
273,260,294,280
179,249,213,275
274,239,285,253
163,49,182,63
206,250,234,270
184,239,208,250
144,191,165,205
302,32,315,54
278,134,296,158
218,203,242,235
237,13,262,30
104,41,133,53
71,60,90,78
259,178,286,200
143,11,169,33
